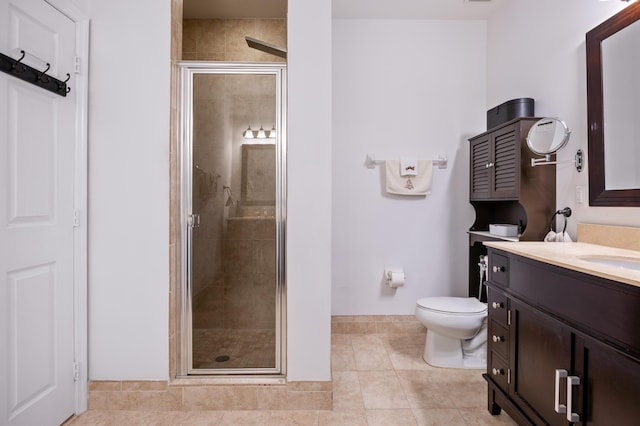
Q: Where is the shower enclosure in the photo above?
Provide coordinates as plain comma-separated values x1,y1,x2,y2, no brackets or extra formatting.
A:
178,63,286,376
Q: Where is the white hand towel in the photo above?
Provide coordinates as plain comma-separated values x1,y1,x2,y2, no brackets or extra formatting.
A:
544,231,573,242
400,158,418,176
385,160,433,196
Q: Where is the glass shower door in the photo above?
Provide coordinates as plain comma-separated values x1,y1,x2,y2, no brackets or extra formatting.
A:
181,64,286,375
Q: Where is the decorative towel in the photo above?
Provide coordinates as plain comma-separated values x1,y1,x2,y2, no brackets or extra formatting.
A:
385,160,433,196
400,158,418,176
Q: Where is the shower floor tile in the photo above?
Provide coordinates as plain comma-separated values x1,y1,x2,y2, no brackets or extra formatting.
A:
192,328,276,369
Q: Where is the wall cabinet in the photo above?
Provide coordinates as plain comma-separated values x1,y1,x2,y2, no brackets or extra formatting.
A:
485,248,640,425
467,118,556,300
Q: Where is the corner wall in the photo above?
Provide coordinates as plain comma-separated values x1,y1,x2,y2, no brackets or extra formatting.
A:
487,0,640,236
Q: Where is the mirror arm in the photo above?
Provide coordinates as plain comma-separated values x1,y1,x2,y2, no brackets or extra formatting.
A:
530,149,583,172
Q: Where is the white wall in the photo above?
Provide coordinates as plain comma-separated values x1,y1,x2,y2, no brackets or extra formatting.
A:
331,20,484,315
287,0,333,381
87,0,170,380
487,0,640,237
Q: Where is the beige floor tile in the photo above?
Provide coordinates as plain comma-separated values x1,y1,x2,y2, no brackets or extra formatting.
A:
458,407,517,425
318,410,368,426
266,410,319,425
331,334,352,345
69,410,182,425
353,344,394,371
73,318,504,425
358,371,410,409
446,380,487,408
219,410,271,425
351,335,393,371
366,409,417,426
396,370,455,409
386,344,431,370
331,371,364,411
331,343,356,372
412,408,466,425
173,410,226,425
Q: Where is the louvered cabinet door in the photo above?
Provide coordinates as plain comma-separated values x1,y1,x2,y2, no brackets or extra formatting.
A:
491,123,520,200
470,135,492,200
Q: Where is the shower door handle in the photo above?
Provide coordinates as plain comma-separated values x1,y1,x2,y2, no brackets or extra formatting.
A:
188,214,201,228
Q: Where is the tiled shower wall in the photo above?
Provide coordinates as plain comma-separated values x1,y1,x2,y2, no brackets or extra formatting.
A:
182,18,286,62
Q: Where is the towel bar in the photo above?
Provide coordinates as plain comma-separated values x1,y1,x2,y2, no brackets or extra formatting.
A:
365,154,447,169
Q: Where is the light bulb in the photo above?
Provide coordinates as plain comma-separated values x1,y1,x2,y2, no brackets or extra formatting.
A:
257,126,267,139
243,126,254,139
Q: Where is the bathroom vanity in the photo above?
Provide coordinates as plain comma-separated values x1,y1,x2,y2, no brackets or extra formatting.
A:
483,240,640,425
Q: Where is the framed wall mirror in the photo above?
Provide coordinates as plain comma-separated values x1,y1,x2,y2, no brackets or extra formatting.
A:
586,2,640,206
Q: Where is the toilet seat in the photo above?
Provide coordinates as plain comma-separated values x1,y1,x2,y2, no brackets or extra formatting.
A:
416,297,487,316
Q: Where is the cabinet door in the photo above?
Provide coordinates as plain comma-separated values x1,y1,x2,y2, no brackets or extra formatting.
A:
470,134,492,200
510,301,572,425
574,336,640,425
491,124,520,200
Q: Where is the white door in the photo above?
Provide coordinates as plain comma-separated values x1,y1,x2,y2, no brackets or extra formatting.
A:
0,0,78,425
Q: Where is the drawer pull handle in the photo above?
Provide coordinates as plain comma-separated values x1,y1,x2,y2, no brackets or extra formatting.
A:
567,375,581,422
492,368,504,376
492,266,505,273
555,369,567,414
492,302,504,309
492,335,503,343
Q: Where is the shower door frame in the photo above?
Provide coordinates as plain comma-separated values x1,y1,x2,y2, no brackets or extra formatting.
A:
177,62,287,378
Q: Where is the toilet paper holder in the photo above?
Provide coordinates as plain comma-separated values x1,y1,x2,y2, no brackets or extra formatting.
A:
384,268,405,288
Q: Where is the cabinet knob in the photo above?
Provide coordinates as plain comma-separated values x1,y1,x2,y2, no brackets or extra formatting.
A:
492,335,503,343
492,302,504,309
492,265,505,273
485,162,495,168
492,368,504,376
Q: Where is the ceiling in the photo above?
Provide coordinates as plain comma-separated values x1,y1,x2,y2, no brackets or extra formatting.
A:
183,0,505,20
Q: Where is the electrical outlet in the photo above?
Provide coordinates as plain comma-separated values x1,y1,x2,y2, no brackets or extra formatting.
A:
575,185,586,205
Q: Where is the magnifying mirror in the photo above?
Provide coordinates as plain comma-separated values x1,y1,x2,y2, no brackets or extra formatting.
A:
526,118,570,155
527,118,582,171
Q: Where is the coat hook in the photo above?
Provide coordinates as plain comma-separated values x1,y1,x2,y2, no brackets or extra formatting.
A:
37,63,51,83
66,87,71,94
58,73,70,91
12,50,26,73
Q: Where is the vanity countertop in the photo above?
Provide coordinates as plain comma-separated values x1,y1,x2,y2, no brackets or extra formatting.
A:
484,241,640,288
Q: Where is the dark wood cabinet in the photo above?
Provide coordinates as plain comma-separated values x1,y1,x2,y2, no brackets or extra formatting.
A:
470,122,522,200
485,248,640,425
467,118,556,300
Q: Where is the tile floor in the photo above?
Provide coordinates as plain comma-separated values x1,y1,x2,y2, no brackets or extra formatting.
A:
69,323,516,425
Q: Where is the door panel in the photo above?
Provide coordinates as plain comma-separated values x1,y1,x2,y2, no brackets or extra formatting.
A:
0,0,77,425
511,301,572,426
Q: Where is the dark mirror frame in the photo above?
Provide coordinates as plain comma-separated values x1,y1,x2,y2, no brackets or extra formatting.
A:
586,2,640,206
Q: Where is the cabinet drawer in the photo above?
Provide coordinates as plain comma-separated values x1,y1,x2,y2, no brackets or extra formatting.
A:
488,289,508,326
488,351,508,391
489,320,508,359
489,253,509,287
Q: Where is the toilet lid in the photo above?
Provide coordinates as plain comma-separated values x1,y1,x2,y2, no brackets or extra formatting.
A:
416,297,487,315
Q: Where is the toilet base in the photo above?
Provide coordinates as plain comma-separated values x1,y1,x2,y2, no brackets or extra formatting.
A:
423,329,486,369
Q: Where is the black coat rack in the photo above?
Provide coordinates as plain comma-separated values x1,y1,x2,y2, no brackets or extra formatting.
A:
0,50,70,97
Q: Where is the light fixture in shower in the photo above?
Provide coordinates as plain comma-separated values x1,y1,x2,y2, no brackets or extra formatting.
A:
243,125,255,139
243,125,276,139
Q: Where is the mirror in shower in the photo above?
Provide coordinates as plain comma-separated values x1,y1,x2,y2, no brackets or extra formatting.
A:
182,64,286,375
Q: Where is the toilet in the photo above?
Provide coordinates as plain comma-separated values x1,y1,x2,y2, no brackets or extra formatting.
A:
415,297,488,369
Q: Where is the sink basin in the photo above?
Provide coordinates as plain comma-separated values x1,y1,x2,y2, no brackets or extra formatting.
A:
579,255,640,272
